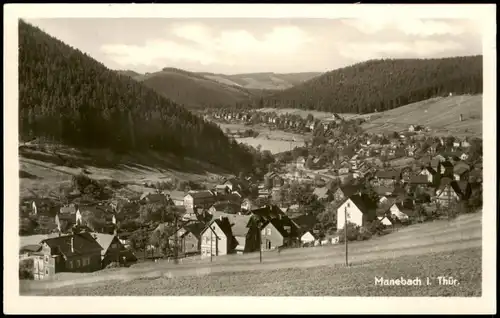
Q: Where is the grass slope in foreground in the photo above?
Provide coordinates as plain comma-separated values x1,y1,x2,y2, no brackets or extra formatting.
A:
27,248,481,296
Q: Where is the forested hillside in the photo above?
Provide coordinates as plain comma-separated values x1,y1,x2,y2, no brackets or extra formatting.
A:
256,56,483,114
135,67,254,109
18,20,254,172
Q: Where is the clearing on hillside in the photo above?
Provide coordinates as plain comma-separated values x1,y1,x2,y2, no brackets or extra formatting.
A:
361,94,482,137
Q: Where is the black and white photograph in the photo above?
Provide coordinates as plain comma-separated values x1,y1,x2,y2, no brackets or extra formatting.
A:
4,3,496,315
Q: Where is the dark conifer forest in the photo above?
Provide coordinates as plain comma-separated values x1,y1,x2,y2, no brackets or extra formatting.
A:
255,56,483,113
18,20,255,172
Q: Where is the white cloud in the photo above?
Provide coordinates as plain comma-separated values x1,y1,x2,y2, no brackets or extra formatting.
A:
338,40,465,61
101,39,219,67
343,18,466,37
101,23,311,68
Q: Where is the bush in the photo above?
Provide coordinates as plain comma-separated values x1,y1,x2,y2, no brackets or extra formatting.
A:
357,226,373,241
105,262,121,269
337,222,361,243
19,258,34,280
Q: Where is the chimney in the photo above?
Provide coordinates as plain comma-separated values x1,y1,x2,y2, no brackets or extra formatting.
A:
459,114,463,122
71,236,74,253
219,215,223,221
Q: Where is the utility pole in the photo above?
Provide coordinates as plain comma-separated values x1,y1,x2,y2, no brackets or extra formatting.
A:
174,214,178,265
210,227,213,263
259,226,263,264
344,205,349,267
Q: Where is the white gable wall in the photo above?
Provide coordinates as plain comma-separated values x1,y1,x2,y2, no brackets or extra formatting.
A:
300,232,315,243
336,198,364,230
389,204,409,221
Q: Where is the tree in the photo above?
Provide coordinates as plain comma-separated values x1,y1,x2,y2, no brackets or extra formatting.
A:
337,222,360,243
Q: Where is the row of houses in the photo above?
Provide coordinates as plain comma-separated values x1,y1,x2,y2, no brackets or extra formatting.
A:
20,230,137,280
212,110,344,133
151,204,304,258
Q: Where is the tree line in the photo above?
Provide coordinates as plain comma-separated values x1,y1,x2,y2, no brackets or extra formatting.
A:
248,56,483,114
18,20,256,173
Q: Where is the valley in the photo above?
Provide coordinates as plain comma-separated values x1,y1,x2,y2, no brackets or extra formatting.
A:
15,18,485,301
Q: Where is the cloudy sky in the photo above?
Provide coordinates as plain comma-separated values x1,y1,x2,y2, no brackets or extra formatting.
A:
26,18,483,74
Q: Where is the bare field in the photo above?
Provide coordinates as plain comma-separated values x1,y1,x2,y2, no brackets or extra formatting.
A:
361,95,482,137
257,108,367,121
19,147,230,199
216,122,307,153
20,212,482,295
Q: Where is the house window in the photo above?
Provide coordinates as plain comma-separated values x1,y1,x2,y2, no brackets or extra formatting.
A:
45,268,49,275
44,255,49,263
111,243,118,249
75,259,81,268
68,260,73,269
267,228,271,235
261,229,266,236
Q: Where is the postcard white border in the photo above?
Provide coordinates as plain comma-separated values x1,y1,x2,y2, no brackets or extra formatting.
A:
3,3,497,314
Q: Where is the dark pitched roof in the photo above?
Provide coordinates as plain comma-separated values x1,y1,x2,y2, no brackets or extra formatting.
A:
265,217,298,238
41,232,102,258
376,170,401,179
186,190,214,199
421,166,438,175
453,165,470,175
440,161,454,168
348,194,377,214
181,221,205,239
409,175,429,184
250,205,285,222
291,213,317,232
337,184,363,197
210,202,241,214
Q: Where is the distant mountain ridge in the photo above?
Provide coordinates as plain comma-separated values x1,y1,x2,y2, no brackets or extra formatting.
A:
197,72,322,90
117,68,322,109
255,56,483,114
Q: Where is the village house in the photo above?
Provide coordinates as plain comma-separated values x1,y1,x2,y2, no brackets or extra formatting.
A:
261,216,300,250
200,213,260,256
200,216,233,258
250,204,287,223
208,202,241,215
92,233,137,268
439,161,455,177
408,175,429,187
296,156,306,170
240,198,256,212
374,170,402,186
184,190,216,209
435,178,471,207
460,152,470,161
33,232,103,280
377,215,394,227
336,194,377,230
332,184,363,203
300,230,320,246
19,244,42,260
453,164,470,181
386,202,414,223
223,178,249,193
419,165,440,185
169,221,205,256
